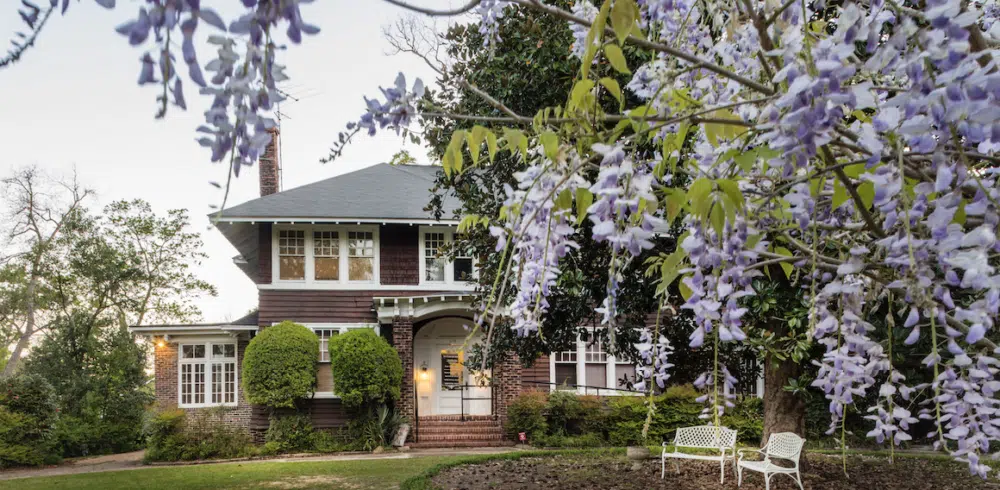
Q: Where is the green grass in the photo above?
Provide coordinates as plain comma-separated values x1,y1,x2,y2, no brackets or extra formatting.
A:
0,456,466,490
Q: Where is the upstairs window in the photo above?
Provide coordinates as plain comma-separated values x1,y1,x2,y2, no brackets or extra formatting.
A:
419,227,477,285
278,230,305,280
348,231,375,281
272,226,378,285
313,231,340,281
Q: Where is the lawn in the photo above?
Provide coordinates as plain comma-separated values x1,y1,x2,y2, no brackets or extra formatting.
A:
0,456,465,490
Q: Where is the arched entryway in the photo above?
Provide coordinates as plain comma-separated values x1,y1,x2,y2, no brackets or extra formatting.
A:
413,317,491,416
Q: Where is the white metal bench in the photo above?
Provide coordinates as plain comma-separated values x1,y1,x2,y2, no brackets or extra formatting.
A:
662,425,738,483
737,432,806,490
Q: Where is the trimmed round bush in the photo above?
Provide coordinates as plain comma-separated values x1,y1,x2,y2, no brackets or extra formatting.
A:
328,329,402,408
243,321,319,408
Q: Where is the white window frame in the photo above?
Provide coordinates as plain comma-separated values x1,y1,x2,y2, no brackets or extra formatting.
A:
303,323,381,399
177,339,239,408
548,330,639,396
272,224,380,287
418,226,478,286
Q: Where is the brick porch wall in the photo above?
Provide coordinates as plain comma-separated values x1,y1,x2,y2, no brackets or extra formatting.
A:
493,353,523,428
153,338,253,432
391,316,415,434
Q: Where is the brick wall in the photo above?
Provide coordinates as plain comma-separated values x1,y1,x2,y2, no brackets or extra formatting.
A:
153,338,253,432
493,353,523,428
380,224,419,285
391,316,415,438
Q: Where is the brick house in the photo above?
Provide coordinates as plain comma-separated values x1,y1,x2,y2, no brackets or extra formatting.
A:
129,133,676,447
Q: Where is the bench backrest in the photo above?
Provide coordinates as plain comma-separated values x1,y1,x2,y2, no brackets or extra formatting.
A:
764,432,805,461
673,426,738,449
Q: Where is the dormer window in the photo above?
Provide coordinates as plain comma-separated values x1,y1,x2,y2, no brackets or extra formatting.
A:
419,226,477,285
272,225,379,285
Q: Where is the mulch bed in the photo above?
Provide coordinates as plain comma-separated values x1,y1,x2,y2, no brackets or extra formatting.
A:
431,453,997,489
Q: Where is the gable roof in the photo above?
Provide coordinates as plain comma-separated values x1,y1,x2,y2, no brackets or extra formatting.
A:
217,163,460,221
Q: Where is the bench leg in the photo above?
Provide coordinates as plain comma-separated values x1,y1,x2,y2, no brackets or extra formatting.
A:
737,465,743,487
793,469,804,490
661,455,665,479
765,472,773,490
720,459,725,484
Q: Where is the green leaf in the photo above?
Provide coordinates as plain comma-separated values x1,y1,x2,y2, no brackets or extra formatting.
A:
659,247,687,291
556,188,573,211
709,203,725,237
539,131,559,160
679,276,693,301
954,199,967,225
457,215,482,233
703,110,741,147
733,149,758,173
832,177,849,209
485,131,498,163
599,77,623,107
610,0,638,45
857,181,874,210
467,126,487,166
716,179,744,214
774,246,794,279
604,44,630,74
842,163,866,179
665,188,686,223
581,0,612,79
575,188,594,225
502,128,528,160
570,79,596,109
687,178,712,204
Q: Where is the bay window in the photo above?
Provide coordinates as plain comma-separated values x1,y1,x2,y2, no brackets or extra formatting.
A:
419,226,477,285
179,341,237,408
272,225,378,285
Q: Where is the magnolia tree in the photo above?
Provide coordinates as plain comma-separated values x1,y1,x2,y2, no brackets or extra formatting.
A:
6,0,1000,478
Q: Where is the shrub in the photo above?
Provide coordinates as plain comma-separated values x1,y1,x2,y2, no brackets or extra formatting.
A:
348,405,404,451
506,391,548,440
143,408,255,462
328,329,402,408
722,396,764,444
533,432,606,448
243,321,319,408
266,413,314,453
0,373,59,467
607,385,702,446
310,429,358,453
546,390,584,436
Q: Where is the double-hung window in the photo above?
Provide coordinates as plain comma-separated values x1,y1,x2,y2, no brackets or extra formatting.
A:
549,330,638,395
419,226,477,285
273,226,378,285
179,341,238,408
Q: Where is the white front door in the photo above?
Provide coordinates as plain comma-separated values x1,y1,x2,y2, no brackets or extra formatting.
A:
414,318,491,416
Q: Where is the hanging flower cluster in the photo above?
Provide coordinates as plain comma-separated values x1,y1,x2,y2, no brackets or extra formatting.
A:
345,73,425,137
634,326,674,393
476,0,509,49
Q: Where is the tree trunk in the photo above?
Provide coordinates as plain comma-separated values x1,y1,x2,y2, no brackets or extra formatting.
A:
762,351,808,469
2,272,36,378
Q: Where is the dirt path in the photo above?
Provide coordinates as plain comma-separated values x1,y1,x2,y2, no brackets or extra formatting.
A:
0,447,518,481
0,450,146,481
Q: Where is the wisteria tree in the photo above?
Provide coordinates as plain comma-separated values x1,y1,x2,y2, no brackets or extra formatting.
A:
7,0,1000,478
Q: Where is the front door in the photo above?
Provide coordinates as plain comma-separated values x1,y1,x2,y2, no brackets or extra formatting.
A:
434,342,464,415
414,317,492,416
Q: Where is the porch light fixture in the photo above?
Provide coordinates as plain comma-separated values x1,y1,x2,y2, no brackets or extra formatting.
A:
156,338,166,348
418,362,429,381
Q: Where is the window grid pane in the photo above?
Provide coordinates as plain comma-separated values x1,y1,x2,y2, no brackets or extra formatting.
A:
424,232,446,282
554,350,577,363
314,329,339,362
584,335,607,363
212,364,223,404
181,364,192,404
193,364,205,404
314,231,341,281
225,362,236,403
278,230,306,280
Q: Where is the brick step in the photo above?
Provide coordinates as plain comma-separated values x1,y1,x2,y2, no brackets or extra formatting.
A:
418,426,504,435
409,440,514,449
418,415,495,422
416,433,506,443
417,420,500,427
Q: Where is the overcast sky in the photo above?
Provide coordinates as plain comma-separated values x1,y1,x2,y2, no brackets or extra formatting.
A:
0,2,457,323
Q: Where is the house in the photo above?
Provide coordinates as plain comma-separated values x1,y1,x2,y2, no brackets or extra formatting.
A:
128,133,718,447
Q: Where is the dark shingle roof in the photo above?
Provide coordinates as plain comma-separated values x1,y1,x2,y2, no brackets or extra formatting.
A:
218,163,460,221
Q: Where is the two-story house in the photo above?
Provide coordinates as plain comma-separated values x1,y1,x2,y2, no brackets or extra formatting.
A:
130,133,657,446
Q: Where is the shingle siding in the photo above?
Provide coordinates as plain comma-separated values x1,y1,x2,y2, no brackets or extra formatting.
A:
380,224,420,285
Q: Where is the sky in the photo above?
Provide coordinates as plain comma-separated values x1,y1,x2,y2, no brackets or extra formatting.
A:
0,2,462,323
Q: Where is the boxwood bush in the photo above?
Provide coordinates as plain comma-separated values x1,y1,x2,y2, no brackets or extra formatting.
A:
242,321,319,408
0,373,59,467
328,329,402,408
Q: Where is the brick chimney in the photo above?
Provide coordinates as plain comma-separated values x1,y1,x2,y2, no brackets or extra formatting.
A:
259,128,281,197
